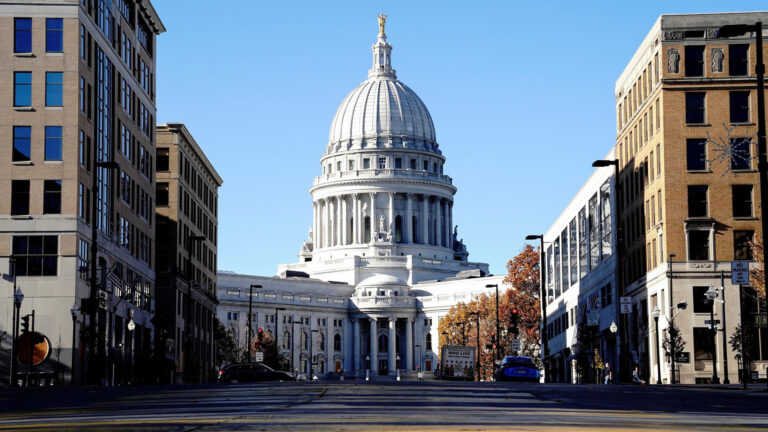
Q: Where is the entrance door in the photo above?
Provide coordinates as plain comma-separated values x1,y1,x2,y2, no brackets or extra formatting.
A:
378,359,388,375
426,360,432,371
335,361,341,373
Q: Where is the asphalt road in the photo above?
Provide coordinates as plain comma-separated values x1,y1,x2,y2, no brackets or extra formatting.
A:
0,380,766,431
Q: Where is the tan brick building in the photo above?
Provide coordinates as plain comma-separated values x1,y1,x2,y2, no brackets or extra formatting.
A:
616,13,768,384
155,123,221,383
0,0,164,385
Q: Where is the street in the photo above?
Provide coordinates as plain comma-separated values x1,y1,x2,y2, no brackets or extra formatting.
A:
0,381,766,431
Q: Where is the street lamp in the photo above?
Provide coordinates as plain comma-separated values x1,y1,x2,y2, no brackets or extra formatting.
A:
525,234,548,382
458,322,466,346
70,304,79,386
486,284,501,362
246,284,262,363
705,286,720,384
652,306,661,384
592,158,624,382
11,287,24,387
469,311,480,381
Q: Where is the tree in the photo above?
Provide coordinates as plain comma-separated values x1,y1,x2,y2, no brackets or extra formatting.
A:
255,332,290,372
662,320,686,383
502,244,541,362
438,296,496,381
749,237,767,301
214,318,239,367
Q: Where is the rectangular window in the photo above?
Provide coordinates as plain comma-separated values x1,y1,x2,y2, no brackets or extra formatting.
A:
578,207,588,279
46,18,63,52
14,72,32,107
569,218,578,283
658,189,663,221
157,182,169,206
43,180,62,214
77,238,88,275
730,91,750,124
686,138,707,171
157,148,169,171
80,25,85,60
731,138,752,171
685,46,704,77
686,92,706,124
688,185,708,217
12,235,58,276
377,157,386,169
423,160,429,171
14,18,32,53
656,144,661,175
46,72,63,106
80,77,85,112
11,180,30,215
732,185,753,217
13,126,32,162
729,44,749,76
395,157,402,169
45,126,63,160
693,327,714,367
363,158,370,169
561,229,569,290
688,231,710,261
588,193,600,270
410,158,416,170
734,230,754,260
78,183,85,219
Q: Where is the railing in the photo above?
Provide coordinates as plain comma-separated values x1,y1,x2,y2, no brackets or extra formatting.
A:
313,168,453,186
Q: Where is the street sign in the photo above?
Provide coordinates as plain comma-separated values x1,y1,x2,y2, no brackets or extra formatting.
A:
674,352,690,364
731,261,750,285
255,351,264,362
98,291,108,309
705,319,721,329
754,313,768,328
620,297,632,314
509,339,522,352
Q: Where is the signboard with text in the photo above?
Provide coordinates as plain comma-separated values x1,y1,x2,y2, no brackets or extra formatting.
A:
674,352,690,364
255,351,264,362
620,297,632,314
509,339,522,352
731,261,750,285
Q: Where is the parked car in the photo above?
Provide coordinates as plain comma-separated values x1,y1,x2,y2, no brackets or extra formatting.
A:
494,356,540,382
217,363,294,383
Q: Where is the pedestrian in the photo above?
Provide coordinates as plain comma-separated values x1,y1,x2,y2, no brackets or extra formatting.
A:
604,362,612,384
632,366,646,385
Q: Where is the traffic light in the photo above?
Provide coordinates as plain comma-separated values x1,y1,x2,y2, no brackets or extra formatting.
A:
257,328,264,344
510,308,519,335
20,314,30,334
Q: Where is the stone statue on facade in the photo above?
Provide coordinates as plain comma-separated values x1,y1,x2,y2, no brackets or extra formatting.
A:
379,214,386,233
667,48,680,74
711,48,724,73
308,226,313,243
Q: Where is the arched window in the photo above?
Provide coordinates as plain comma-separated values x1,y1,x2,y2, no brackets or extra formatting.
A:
364,217,371,242
334,334,342,351
301,331,308,350
379,334,388,352
395,215,403,243
426,333,432,350
412,216,418,243
317,333,325,351
282,331,291,349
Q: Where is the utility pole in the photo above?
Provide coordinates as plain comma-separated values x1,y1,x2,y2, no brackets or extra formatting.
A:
720,271,729,384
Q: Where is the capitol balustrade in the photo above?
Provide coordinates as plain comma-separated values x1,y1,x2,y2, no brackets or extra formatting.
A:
354,295,416,308
282,254,483,274
313,168,453,186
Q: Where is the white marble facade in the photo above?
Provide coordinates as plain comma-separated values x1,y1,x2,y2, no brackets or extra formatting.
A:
216,21,507,378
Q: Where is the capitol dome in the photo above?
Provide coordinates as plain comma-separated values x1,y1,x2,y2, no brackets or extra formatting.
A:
326,27,438,154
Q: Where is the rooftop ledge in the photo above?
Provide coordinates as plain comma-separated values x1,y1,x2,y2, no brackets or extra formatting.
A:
313,168,453,186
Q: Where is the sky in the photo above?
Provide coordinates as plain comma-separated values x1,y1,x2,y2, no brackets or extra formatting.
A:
151,0,767,278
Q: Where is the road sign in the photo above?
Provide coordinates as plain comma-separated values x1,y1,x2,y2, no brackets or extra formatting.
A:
15,332,51,365
705,319,721,329
509,339,521,352
754,314,768,328
731,261,750,285
620,297,632,314
255,351,264,362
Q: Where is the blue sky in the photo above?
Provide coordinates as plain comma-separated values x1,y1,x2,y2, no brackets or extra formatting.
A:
152,1,766,277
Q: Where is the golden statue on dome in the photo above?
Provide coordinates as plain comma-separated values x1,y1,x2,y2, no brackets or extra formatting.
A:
378,14,387,35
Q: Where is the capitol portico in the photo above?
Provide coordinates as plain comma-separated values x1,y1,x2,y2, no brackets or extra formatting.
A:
217,17,508,378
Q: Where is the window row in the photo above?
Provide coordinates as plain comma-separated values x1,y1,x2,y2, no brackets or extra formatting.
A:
623,188,663,247
11,235,58,276
619,98,660,169
14,18,63,54
12,126,63,162
686,91,752,125
688,184,754,219
179,152,218,215
687,136,752,171
118,171,154,223
117,215,152,265
618,52,660,131
686,229,754,262
621,143,662,210
14,72,64,107
11,180,62,215
323,155,444,175
180,186,216,243
680,44,749,78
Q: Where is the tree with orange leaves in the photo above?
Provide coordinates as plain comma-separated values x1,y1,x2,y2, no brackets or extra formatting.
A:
503,244,541,363
749,238,766,300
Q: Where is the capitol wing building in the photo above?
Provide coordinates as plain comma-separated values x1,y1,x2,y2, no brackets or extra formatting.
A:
218,20,506,378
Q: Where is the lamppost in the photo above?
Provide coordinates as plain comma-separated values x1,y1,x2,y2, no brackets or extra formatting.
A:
469,311,480,381
652,306,661,384
88,159,119,385
525,234,548,382
667,253,676,383
458,322,466,346
486,284,500,363
310,329,319,379
592,158,623,381
11,286,23,387
246,284,262,363
275,307,286,367
291,321,301,374
8,257,17,386
70,304,79,386
705,286,720,384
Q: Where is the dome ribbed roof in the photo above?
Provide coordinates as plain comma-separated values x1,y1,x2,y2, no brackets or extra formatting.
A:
329,79,436,146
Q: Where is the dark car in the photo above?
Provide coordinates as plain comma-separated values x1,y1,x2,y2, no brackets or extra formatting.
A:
494,356,540,382
217,363,294,383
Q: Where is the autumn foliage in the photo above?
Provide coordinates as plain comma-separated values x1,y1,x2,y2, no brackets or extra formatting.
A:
437,244,542,380
749,238,766,300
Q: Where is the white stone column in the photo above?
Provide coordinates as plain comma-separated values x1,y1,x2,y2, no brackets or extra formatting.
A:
406,318,413,371
353,319,361,374
352,194,359,244
388,192,394,239
324,199,330,249
369,192,377,243
436,198,442,247
341,196,347,245
422,195,430,245
370,318,378,375
326,320,332,374
406,193,413,244
312,201,317,246
447,201,453,249
388,318,396,375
